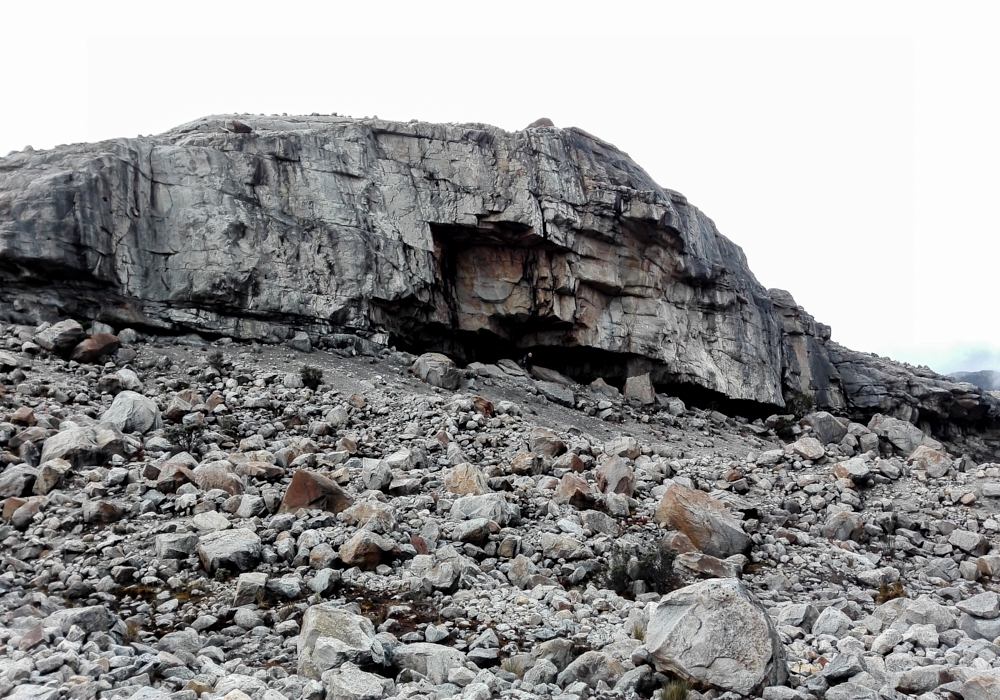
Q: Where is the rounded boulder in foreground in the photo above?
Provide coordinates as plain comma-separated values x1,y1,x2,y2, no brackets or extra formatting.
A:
645,578,787,695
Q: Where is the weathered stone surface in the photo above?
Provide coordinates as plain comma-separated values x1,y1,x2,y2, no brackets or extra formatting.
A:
43,605,114,633
279,469,353,514
553,472,595,508
655,483,749,558
646,578,786,695
411,353,460,390
70,332,119,363
32,320,84,352
39,425,125,467
790,436,824,461
197,528,262,574
450,492,511,525
443,462,489,496
907,445,952,478
4,115,999,435
156,532,199,560
100,390,163,434
298,603,380,679
339,530,395,570
957,591,1000,620
556,650,624,687
623,373,655,405
868,414,942,455
192,460,244,496
801,411,848,445
595,455,635,496
323,664,389,700
528,427,565,458
0,465,37,497
391,642,466,684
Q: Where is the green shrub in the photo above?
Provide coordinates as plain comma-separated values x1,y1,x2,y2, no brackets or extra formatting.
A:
604,544,632,594
208,350,225,371
603,541,679,596
300,365,323,390
784,389,814,419
636,541,679,594
164,422,204,452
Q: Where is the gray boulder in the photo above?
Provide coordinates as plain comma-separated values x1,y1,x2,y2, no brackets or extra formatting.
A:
100,391,163,434
39,424,126,468
411,353,460,390
196,528,262,574
391,642,466,684
801,411,847,445
33,320,84,352
645,578,786,695
298,604,381,679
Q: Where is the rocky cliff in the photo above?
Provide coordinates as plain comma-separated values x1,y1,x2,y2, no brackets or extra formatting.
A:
1,114,997,441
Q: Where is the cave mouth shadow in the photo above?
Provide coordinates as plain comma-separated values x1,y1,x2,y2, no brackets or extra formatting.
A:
388,326,780,420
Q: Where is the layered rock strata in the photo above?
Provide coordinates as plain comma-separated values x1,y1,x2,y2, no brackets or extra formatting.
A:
1,114,997,440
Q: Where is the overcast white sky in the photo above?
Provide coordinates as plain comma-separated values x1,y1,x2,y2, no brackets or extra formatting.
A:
2,2,997,374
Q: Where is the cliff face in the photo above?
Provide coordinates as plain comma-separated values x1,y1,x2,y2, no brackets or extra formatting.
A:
1,114,997,438
0,115,784,404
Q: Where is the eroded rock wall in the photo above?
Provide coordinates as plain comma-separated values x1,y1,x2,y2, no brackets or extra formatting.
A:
0,115,785,404
2,113,998,438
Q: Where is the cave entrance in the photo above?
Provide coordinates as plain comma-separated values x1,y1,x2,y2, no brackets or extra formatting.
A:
381,222,781,420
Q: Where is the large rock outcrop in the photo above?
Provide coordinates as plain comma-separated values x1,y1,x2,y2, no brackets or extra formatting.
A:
0,115,783,404
2,114,998,440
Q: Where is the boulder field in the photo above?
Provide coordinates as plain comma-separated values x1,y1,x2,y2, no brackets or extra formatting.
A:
0,323,997,700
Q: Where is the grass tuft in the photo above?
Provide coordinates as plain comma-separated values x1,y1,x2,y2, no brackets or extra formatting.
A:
876,581,908,604
658,679,691,700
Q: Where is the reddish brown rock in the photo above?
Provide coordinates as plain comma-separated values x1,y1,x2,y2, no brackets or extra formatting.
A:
553,473,595,509
655,483,750,558
596,455,636,496
529,427,566,458
83,500,125,523
2,497,28,520
156,463,197,494
510,453,542,476
235,461,285,481
663,530,699,555
9,407,36,426
70,333,119,363
339,530,395,570
472,395,495,418
279,470,354,514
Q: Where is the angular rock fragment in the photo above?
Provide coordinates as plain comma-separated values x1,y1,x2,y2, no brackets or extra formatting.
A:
279,469,353,514
298,603,380,679
100,390,163,434
197,528,262,574
655,483,749,558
